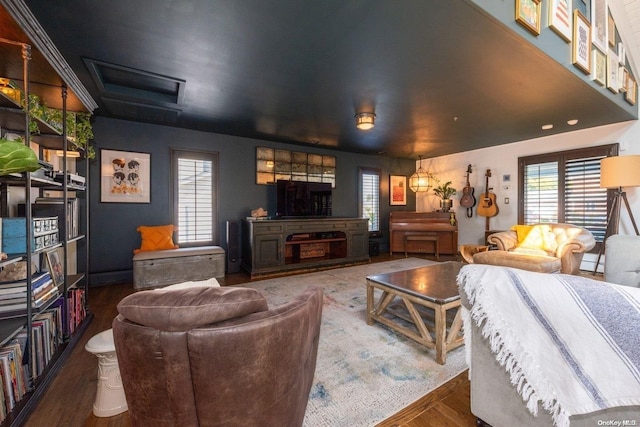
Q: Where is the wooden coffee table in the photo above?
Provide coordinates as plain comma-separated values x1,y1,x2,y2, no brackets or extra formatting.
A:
365,261,464,364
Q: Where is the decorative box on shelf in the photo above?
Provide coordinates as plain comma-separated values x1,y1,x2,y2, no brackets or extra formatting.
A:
1,217,59,254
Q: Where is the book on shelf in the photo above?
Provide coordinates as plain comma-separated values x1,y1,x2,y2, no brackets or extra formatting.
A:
0,272,54,306
0,271,51,291
0,286,60,317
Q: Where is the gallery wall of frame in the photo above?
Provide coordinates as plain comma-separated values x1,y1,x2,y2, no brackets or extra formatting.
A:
516,0,637,106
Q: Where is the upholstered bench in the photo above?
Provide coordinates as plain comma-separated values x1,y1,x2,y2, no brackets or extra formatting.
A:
133,246,225,290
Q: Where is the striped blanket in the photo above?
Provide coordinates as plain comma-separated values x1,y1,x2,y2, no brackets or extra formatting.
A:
458,264,640,427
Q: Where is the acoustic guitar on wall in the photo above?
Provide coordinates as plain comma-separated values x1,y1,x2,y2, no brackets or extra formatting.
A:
459,164,476,218
477,169,498,218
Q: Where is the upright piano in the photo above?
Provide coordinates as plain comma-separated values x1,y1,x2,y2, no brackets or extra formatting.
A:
389,212,458,256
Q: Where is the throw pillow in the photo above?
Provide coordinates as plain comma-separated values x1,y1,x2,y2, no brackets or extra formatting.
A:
517,224,558,255
133,224,179,254
510,224,534,243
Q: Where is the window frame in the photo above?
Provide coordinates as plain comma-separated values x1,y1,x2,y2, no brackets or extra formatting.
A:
171,148,219,247
358,167,381,232
518,143,618,253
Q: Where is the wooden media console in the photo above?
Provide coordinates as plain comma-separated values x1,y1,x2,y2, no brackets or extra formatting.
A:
241,218,369,277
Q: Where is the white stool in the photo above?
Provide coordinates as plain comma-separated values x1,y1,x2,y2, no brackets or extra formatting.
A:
85,329,128,417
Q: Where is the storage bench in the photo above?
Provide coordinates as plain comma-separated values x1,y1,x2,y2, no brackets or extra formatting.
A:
133,246,225,290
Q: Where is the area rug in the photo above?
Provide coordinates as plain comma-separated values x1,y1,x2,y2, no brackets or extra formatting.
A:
245,258,468,427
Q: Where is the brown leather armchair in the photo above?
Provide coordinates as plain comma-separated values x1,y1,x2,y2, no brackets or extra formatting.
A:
473,223,596,274
113,285,323,427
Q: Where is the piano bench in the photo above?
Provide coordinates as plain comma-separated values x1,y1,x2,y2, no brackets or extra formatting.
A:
404,234,439,260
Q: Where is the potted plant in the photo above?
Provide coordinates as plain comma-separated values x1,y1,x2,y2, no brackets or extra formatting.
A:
433,180,457,212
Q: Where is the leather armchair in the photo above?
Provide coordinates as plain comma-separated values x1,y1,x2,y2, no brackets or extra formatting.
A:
474,223,596,274
113,285,323,427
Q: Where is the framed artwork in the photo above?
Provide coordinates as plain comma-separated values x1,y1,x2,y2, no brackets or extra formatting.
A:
549,0,572,42
389,175,407,206
592,48,607,85
572,11,591,75
516,0,542,36
618,67,629,93
608,14,616,47
101,149,151,203
607,51,619,93
625,77,637,105
591,0,608,51
45,248,64,287
617,43,626,65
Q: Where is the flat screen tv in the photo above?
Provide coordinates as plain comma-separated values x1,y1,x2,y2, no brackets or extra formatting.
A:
276,180,332,218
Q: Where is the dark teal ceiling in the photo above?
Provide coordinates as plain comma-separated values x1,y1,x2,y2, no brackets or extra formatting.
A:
17,0,639,159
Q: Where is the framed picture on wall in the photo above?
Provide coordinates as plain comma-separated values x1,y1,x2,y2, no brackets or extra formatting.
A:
592,48,607,85
591,0,608,51
516,0,542,36
608,14,616,47
626,77,637,105
549,0,572,42
607,50,619,93
389,175,407,206
100,149,151,203
572,10,592,74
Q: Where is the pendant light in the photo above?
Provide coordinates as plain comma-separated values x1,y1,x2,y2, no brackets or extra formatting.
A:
409,155,431,192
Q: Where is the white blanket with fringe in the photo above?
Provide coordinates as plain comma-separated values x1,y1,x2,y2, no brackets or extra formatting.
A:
458,264,640,427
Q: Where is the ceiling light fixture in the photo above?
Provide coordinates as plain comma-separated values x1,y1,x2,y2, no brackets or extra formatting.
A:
542,124,553,130
355,112,376,130
567,119,579,125
409,155,432,192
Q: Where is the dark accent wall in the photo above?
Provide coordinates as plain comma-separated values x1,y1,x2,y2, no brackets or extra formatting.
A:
88,117,416,285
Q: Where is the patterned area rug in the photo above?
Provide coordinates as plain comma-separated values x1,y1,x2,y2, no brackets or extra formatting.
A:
245,258,468,427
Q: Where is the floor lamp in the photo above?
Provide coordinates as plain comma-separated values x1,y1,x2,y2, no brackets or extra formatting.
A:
593,155,640,274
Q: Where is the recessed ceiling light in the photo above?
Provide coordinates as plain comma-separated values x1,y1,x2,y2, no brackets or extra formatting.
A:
567,119,579,125
542,124,553,130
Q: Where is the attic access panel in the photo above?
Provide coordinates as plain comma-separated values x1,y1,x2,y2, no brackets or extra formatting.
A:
84,58,185,106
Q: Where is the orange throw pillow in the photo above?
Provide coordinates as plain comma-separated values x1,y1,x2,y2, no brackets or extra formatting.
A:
133,225,179,254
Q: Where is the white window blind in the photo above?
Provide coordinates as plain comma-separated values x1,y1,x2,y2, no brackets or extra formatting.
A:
360,170,380,231
173,151,218,245
524,161,559,224
564,155,608,242
520,144,616,249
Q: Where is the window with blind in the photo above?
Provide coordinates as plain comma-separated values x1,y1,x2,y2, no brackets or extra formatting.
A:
359,167,380,232
519,144,618,251
172,149,219,245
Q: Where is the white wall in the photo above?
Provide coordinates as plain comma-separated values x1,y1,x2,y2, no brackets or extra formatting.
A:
416,119,640,271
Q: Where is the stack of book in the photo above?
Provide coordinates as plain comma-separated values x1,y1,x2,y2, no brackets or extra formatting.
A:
0,272,59,319
0,330,28,420
68,288,86,334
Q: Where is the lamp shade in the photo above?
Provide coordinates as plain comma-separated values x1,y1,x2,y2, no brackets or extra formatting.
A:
355,113,375,130
600,155,640,188
409,169,430,192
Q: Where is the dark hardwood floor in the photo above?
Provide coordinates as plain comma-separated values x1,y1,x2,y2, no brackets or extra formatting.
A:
24,252,477,427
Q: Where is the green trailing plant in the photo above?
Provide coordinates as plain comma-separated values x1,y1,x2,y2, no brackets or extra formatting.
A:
432,180,457,200
22,93,96,159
